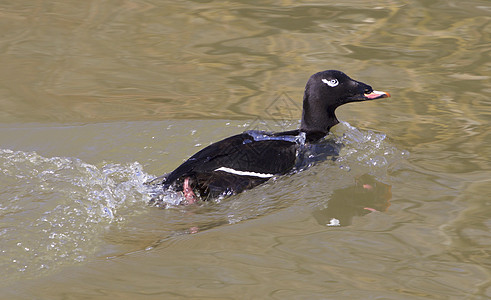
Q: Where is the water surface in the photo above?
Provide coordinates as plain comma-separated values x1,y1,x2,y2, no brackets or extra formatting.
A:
0,0,490,299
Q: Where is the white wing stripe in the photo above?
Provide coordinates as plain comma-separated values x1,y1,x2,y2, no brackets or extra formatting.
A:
214,167,274,178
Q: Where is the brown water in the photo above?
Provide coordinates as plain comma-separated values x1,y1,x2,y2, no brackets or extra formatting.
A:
1,0,490,299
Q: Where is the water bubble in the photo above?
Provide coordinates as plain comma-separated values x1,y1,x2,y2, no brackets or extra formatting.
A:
327,218,341,226
344,165,352,171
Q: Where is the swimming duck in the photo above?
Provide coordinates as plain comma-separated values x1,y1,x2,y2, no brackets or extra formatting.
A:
152,70,390,204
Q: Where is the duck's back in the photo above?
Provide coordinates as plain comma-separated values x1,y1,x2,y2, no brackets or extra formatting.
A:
161,130,302,197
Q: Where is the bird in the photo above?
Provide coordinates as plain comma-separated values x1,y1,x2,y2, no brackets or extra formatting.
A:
149,70,390,204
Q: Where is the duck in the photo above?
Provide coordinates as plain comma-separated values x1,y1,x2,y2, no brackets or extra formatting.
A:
150,70,390,204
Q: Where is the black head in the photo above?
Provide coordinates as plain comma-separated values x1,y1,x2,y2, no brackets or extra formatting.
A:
300,70,389,134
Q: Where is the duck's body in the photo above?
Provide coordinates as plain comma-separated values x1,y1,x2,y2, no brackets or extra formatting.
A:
152,70,390,203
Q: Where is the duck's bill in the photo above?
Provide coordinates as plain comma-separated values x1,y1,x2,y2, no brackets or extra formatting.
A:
364,90,390,100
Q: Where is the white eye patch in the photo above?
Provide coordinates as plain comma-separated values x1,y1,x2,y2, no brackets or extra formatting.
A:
322,78,339,87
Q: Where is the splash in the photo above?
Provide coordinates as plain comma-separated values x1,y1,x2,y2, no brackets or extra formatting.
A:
146,184,187,208
333,121,408,172
0,149,152,281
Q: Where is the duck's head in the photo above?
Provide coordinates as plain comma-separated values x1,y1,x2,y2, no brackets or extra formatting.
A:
300,70,390,134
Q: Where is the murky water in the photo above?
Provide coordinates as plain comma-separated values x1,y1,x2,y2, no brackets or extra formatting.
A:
1,0,490,299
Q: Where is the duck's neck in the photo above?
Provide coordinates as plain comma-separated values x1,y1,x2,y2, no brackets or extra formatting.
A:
299,90,339,135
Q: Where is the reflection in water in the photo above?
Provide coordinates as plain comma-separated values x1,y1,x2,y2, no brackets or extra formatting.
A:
312,174,392,227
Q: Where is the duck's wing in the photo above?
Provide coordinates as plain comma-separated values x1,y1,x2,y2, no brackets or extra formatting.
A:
163,131,299,185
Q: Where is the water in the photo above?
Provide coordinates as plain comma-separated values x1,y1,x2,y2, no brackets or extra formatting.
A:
1,0,490,299
0,150,149,276
0,121,403,279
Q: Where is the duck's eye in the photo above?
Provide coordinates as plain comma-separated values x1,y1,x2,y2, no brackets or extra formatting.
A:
322,78,339,87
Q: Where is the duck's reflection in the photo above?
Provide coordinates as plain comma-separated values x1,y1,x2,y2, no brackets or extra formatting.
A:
312,174,392,227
